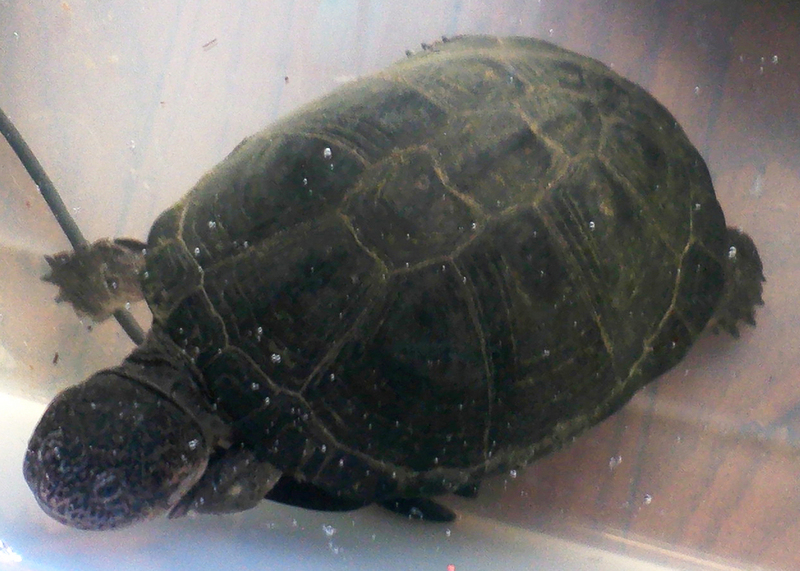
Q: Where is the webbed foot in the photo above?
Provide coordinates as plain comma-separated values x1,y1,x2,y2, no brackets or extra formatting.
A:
43,238,146,321
710,228,765,337
170,445,281,517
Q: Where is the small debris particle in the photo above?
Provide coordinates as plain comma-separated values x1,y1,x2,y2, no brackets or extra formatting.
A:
52,352,59,365
202,38,218,51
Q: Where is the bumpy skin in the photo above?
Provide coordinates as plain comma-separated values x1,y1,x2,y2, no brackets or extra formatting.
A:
141,36,762,504
23,370,208,530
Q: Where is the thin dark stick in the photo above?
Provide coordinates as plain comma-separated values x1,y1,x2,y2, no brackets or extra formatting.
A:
0,106,145,345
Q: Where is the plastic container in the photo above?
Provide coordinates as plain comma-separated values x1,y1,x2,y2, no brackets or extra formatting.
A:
1,2,797,569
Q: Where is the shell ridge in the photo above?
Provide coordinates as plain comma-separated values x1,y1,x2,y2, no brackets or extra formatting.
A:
531,201,616,367
450,260,495,461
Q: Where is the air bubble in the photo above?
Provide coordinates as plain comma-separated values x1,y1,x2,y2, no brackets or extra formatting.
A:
588,221,595,230
264,397,270,405
643,494,653,505
609,455,622,470
509,469,517,478
187,438,200,450
251,382,260,391
194,247,201,256
320,444,327,453
323,147,332,160
728,246,737,259
323,524,336,537
271,353,282,363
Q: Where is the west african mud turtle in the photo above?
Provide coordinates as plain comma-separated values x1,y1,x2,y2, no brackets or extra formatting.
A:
24,35,764,530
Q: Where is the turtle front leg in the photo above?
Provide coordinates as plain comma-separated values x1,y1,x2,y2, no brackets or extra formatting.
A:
43,238,147,321
169,444,282,517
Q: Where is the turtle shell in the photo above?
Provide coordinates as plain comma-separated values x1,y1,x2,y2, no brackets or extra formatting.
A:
141,36,727,501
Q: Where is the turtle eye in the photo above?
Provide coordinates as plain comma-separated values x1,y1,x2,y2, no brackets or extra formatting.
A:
92,471,123,503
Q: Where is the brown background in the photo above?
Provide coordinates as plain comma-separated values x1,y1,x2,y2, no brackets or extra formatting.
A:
1,1,798,569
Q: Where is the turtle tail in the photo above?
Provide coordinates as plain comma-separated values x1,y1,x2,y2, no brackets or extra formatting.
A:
709,228,765,337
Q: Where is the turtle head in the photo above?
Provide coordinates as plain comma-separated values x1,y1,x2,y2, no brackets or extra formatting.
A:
23,370,209,530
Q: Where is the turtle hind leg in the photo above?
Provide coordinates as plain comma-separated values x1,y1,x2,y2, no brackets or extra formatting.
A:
265,475,368,512
379,498,456,522
266,476,457,520
710,228,765,337
43,238,147,321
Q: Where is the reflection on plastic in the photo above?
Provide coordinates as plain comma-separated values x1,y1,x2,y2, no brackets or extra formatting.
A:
0,539,23,564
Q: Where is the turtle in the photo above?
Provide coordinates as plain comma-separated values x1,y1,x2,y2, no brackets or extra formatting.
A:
23,35,764,531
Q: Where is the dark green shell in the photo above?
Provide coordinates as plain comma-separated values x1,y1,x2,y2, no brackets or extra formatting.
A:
142,36,726,500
